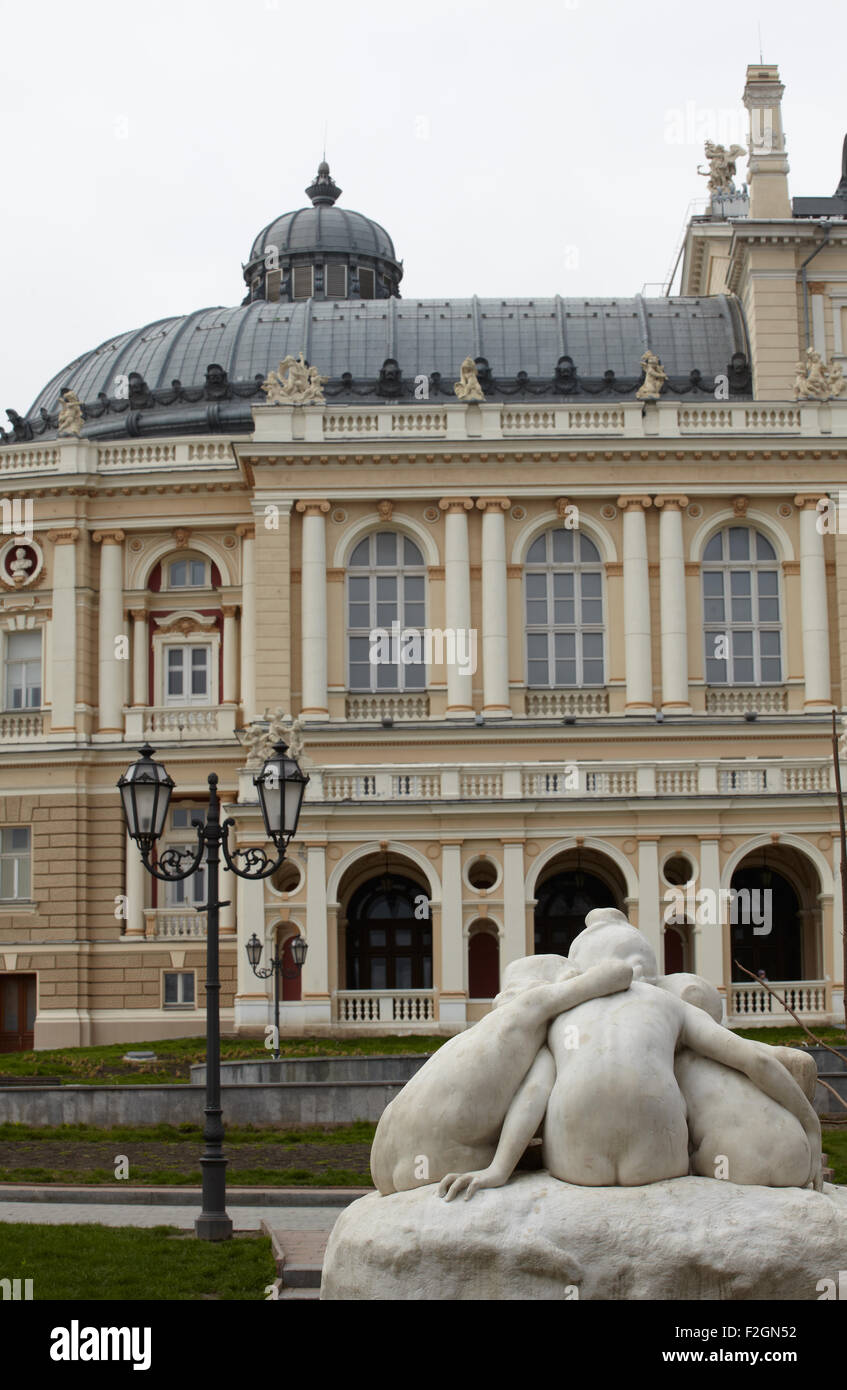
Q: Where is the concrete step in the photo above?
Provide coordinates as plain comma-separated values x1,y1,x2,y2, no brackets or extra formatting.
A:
279,1287,321,1300
264,1222,330,1294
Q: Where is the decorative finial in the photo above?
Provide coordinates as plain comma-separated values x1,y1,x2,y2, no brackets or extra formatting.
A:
306,160,342,207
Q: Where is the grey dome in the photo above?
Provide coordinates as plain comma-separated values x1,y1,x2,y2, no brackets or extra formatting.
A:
249,204,398,263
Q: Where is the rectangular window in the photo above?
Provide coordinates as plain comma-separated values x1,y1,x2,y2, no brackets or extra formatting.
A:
325,264,347,298
164,645,211,704
0,827,31,900
6,631,42,710
293,265,314,299
168,559,206,588
163,971,195,1007
358,267,375,299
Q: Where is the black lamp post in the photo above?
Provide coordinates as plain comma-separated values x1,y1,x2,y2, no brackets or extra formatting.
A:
245,932,308,1059
118,739,309,1241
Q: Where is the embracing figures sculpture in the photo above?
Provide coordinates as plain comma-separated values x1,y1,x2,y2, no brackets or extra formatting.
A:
322,909,846,1300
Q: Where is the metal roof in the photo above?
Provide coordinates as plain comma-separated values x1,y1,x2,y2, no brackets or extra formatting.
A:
248,204,399,263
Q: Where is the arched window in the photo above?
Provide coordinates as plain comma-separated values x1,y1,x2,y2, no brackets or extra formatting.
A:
525,528,604,687
702,527,781,685
347,532,426,692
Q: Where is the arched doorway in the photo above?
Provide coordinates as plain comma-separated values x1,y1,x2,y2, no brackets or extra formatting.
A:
663,926,685,974
279,932,302,1002
729,864,802,982
346,874,432,990
468,924,499,998
534,852,625,957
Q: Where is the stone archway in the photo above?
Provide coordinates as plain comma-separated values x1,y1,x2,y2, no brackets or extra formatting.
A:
336,848,432,991
728,842,822,982
533,847,627,957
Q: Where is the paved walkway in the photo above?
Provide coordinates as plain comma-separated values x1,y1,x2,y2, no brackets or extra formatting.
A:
0,1200,342,1231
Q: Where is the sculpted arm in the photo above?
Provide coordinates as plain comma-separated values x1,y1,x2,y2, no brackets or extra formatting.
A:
439,1046,555,1201
680,1004,822,1188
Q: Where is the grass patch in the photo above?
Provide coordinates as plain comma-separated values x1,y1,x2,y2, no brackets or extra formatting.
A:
822,1129,847,1185
0,1035,443,1086
0,1223,276,1300
0,1120,377,1145
731,1026,846,1046
0,1166,370,1186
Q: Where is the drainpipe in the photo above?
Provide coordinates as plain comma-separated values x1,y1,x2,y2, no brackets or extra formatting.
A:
799,222,832,350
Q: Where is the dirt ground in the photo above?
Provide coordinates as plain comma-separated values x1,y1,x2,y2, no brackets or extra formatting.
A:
0,1139,373,1182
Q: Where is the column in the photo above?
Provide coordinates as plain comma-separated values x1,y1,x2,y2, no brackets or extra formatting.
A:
130,610,148,706
476,498,511,715
124,832,145,938
439,498,474,716
795,495,832,709
222,605,238,704
637,838,662,968
93,529,125,733
501,839,527,968
655,496,690,711
234,870,266,1030
302,842,330,1014
237,524,256,722
617,497,653,711
219,851,236,937
296,501,330,721
695,837,725,993
439,841,466,1024
46,528,79,733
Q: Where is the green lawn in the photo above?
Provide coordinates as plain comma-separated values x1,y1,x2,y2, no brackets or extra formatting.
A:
0,1034,444,1085
0,1223,277,1300
731,1026,847,1046
823,1130,847,1185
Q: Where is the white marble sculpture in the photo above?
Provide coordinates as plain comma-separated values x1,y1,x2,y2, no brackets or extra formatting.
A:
9,547,33,586
697,140,746,194
237,709,304,770
453,356,484,401
57,388,83,436
794,347,846,400
324,908,843,1299
262,352,327,405
635,350,667,401
371,910,821,1199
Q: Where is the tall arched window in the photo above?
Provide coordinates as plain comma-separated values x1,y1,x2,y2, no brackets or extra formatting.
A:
525,528,604,687
702,527,782,685
347,532,426,691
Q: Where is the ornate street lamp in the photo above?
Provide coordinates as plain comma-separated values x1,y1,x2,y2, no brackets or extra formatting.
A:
245,932,308,1059
118,740,309,1241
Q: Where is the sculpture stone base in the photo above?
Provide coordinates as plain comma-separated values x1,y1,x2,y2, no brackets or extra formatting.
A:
321,1173,847,1301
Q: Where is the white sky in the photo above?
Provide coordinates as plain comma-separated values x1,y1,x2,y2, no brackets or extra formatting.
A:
1,0,845,416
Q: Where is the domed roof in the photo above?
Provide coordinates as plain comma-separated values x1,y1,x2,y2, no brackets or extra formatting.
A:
246,161,399,269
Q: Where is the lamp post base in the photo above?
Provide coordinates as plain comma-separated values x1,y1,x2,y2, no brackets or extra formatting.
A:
195,1211,234,1242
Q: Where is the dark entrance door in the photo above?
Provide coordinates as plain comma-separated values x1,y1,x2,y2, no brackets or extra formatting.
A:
730,868,801,981
281,937,302,1002
346,875,432,989
0,974,36,1052
534,870,618,957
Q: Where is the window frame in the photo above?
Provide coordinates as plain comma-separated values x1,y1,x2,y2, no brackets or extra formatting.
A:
523,526,606,689
292,264,314,300
162,970,196,1009
0,826,31,901
345,531,427,694
701,526,783,686
4,629,43,711
165,556,209,591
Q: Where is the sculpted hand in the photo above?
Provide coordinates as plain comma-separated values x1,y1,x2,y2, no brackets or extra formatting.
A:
438,1166,508,1202
585,959,633,995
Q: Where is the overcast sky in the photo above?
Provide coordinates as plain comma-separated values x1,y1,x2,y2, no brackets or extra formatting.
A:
2,0,846,416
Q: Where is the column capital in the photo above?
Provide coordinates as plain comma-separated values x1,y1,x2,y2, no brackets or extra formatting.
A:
93,529,125,545
129,607,147,622
604,561,624,577
236,523,256,539
654,495,689,510
438,497,474,513
221,604,239,619
47,527,80,545
295,499,331,516
794,493,828,510
617,495,652,511
475,497,511,511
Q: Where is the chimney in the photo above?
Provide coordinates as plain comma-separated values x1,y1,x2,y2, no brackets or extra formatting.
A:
743,64,791,217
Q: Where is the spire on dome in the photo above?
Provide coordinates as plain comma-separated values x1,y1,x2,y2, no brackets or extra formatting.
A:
306,160,342,207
